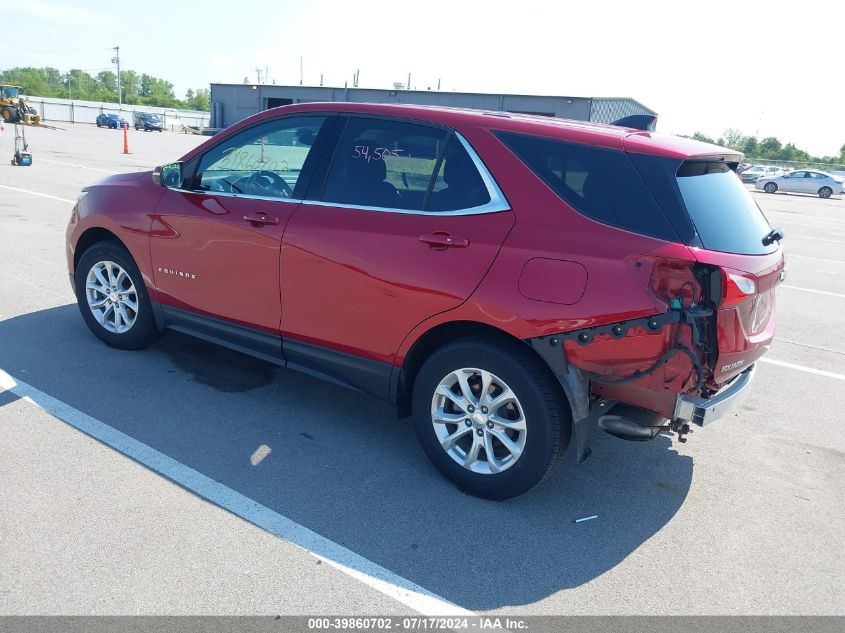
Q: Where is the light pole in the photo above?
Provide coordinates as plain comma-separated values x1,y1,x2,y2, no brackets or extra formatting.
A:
111,46,122,105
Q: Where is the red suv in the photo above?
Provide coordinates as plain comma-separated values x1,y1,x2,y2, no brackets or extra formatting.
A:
66,103,784,499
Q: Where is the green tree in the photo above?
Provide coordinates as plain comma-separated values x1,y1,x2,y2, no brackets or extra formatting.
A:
0,66,51,96
120,70,140,104
723,128,743,148
184,87,210,111
97,71,118,100
692,131,716,144
759,137,782,157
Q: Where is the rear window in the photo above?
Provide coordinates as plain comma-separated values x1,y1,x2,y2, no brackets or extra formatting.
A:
495,132,678,241
675,162,776,255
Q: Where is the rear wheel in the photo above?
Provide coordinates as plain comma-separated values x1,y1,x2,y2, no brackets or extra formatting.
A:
819,187,832,199
74,241,159,350
412,336,570,500
764,182,778,193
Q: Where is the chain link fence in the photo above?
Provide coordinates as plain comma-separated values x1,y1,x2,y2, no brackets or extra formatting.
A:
24,96,210,132
744,156,845,176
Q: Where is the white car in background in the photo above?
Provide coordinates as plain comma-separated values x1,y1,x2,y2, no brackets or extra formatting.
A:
756,169,845,198
739,164,784,183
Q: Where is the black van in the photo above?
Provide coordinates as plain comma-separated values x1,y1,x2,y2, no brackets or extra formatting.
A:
134,112,164,132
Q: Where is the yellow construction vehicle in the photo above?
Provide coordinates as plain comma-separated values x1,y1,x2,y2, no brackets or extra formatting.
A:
0,85,42,126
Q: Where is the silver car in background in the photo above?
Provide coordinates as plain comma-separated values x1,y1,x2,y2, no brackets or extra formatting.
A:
739,164,784,183
756,169,845,198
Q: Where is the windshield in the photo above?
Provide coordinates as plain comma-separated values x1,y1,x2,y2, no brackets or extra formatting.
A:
145,114,160,122
675,162,777,255
2,86,22,99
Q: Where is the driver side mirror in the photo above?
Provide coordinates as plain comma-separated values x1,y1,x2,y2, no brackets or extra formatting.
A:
153,162,183,188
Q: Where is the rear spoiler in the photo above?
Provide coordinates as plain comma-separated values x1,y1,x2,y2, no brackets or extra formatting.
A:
611,114,657,132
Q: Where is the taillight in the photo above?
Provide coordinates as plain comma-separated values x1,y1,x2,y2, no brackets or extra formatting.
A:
721,269,757,306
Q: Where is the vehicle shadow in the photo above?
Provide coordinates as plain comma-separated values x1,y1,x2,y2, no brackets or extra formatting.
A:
0,305,693,611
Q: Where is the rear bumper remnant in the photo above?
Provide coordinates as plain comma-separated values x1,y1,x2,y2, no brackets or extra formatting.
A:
674,364,756,426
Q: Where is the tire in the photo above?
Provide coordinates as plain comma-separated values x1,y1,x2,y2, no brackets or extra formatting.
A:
411,336,570,500
819,187,832,199
96,121,102,128
764,182,777,193
135,125,140,131
2,106,20,123
74,241,159,350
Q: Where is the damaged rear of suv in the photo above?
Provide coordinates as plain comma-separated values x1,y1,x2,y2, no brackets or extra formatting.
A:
450,125,784,497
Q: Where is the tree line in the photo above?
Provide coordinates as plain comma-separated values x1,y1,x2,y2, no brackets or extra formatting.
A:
0,66,210,111
687,129,845,168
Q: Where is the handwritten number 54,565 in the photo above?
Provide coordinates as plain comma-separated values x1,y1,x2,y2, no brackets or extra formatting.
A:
352,146,404,161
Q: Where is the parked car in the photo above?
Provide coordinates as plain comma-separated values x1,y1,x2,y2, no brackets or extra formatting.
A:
134,112,164,132
66,103,784,499
96,113,128,129
756,169,845,198
739,164,784,183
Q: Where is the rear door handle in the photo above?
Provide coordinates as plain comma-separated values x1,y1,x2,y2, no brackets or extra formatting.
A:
419,232,469,249
243,213,280,225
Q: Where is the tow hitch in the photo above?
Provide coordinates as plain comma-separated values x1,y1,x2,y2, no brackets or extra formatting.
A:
668,419,693,443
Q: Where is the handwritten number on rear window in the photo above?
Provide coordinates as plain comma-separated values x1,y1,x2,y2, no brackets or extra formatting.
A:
352,146,404,161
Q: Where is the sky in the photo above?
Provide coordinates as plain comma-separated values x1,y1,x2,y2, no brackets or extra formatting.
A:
3,0,844,156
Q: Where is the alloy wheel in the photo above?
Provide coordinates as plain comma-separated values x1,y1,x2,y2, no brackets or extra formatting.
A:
85,260,139,334
431,368,527,475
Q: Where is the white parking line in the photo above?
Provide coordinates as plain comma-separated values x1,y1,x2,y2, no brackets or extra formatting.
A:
0,368,472,617
759,358,845,381
787,254,845,265
789,235,845,244
781,285,845,299
0,184,74,204
55,149,155,166
39,159,117,174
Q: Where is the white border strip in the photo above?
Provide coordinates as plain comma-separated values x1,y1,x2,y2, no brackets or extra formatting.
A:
0,369,472,617
0,184,74,204
758,358,845,381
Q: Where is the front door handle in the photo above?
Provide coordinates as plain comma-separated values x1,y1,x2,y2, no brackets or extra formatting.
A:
243,213,280,226
419,232,469,250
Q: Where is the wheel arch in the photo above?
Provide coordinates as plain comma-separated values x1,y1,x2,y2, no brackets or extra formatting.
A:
392,319,569,418
72,226,127,273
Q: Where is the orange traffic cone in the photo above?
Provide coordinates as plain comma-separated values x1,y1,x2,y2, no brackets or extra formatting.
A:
123,123,130,154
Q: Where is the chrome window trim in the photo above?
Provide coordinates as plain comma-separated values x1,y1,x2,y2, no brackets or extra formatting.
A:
173,133,510,216
172,188,304,204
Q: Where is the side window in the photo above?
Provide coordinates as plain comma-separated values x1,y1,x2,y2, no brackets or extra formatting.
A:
196,115,327,199
427,138,491,212
321,118,448,210
495,131,676,241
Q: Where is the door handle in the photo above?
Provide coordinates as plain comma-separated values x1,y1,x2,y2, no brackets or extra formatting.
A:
419,232,469,249
243,213,280,226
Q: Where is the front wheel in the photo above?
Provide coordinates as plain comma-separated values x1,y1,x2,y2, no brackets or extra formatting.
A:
74,241,159,350
764,182,778,193
819,187,832,199
412,337,570,500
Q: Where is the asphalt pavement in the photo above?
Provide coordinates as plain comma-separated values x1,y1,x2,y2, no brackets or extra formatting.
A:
0,123,843,615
